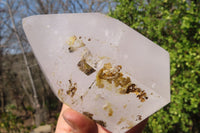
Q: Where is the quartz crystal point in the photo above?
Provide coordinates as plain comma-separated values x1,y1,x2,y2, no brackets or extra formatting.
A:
23,13,170,133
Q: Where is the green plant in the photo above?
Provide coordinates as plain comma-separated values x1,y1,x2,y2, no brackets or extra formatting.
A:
109,0,200,132
0,104,34,133
1,111,21,132
6,104,17,110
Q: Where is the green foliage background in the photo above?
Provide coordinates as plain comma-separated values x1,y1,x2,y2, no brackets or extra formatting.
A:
109,0,200,132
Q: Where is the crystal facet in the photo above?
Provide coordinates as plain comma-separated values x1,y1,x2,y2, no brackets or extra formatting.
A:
23,13,170,133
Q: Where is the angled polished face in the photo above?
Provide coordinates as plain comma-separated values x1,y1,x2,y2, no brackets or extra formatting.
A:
23,13,170,133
